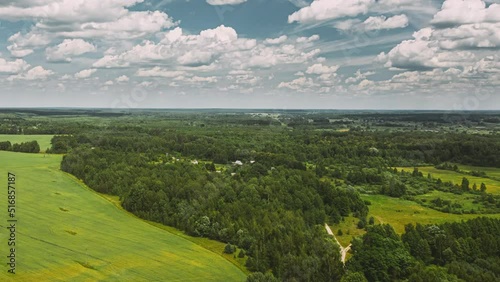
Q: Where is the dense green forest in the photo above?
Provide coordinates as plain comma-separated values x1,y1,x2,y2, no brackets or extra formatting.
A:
1,109,500,281
348,217,500,282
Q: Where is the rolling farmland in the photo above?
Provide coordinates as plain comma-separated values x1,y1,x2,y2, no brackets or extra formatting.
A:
0,151,245,281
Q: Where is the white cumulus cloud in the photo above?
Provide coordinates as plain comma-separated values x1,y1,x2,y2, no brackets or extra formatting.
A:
45,39,96,62
431,0,500,27
288,0,375,23
306,63,340,75
0,58,30,74
8,66,54,81
7,31,51,58
0,0,177,56
116,75,130,82
74,69,97,79
278,77,316,91
264,35,288,45
363,15,409,31
296,35,320,43
379,0,500,71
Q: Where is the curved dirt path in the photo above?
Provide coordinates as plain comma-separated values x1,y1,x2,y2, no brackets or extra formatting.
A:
325,223,351,264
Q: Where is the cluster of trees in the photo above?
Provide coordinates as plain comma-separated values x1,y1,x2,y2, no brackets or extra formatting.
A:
347,218,500,281
0,141,11,151
0,140,40,153
380,177,408,197
402,217,500,281
46,135,78,153
348,224,416,281
435,163,460,172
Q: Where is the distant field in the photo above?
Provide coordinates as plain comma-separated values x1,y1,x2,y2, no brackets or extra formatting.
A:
458,164,500,179
0,134,53,152
397,166,500,195
360,194,500,234
0,151,246,281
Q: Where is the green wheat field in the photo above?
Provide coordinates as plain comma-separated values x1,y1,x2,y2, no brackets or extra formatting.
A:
0,150,245,281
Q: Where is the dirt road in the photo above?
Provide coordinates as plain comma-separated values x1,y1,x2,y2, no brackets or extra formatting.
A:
325,223,351,264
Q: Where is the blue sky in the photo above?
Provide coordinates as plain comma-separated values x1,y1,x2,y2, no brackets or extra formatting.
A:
0,0,499,109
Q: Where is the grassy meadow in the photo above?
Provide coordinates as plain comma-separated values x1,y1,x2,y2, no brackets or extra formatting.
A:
332,194,500,247
330,216,366,247
333,166,500,248
360,194,500,234
0,135,53,153
397,166,500,194
414,190,482,212
0,151,246,281
458,164,500,180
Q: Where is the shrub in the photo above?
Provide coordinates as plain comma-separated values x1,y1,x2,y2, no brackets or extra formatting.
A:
224,243,235,254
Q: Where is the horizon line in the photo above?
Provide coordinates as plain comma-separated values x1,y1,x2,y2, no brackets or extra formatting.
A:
1,107,500,112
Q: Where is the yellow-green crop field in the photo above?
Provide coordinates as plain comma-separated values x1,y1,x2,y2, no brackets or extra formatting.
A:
0,135,54,153
396,166,500,194
0,151,246,281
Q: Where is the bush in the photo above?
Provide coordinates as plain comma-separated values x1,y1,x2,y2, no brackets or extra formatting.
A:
0,141,12,151
357,220,366,229
369,217,375,225
224,243,235,254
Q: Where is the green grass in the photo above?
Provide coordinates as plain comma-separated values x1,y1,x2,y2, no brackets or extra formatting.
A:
0,134,54,152
361,194,500,234
397,166,500,195
458,164,500,180
330,216,365,247
414,190,482,212
0,151,246,281
100,194,250,275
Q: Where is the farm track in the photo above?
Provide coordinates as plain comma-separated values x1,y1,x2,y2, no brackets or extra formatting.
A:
325,223,351,264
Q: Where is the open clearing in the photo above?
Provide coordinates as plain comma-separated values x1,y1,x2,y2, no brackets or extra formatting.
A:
0,134,53,152
0,151,246,281
332,194,500,256
361,194,500,234
330,216,366,247
458,164,500,180
414,190,482,212
397,166,500,195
